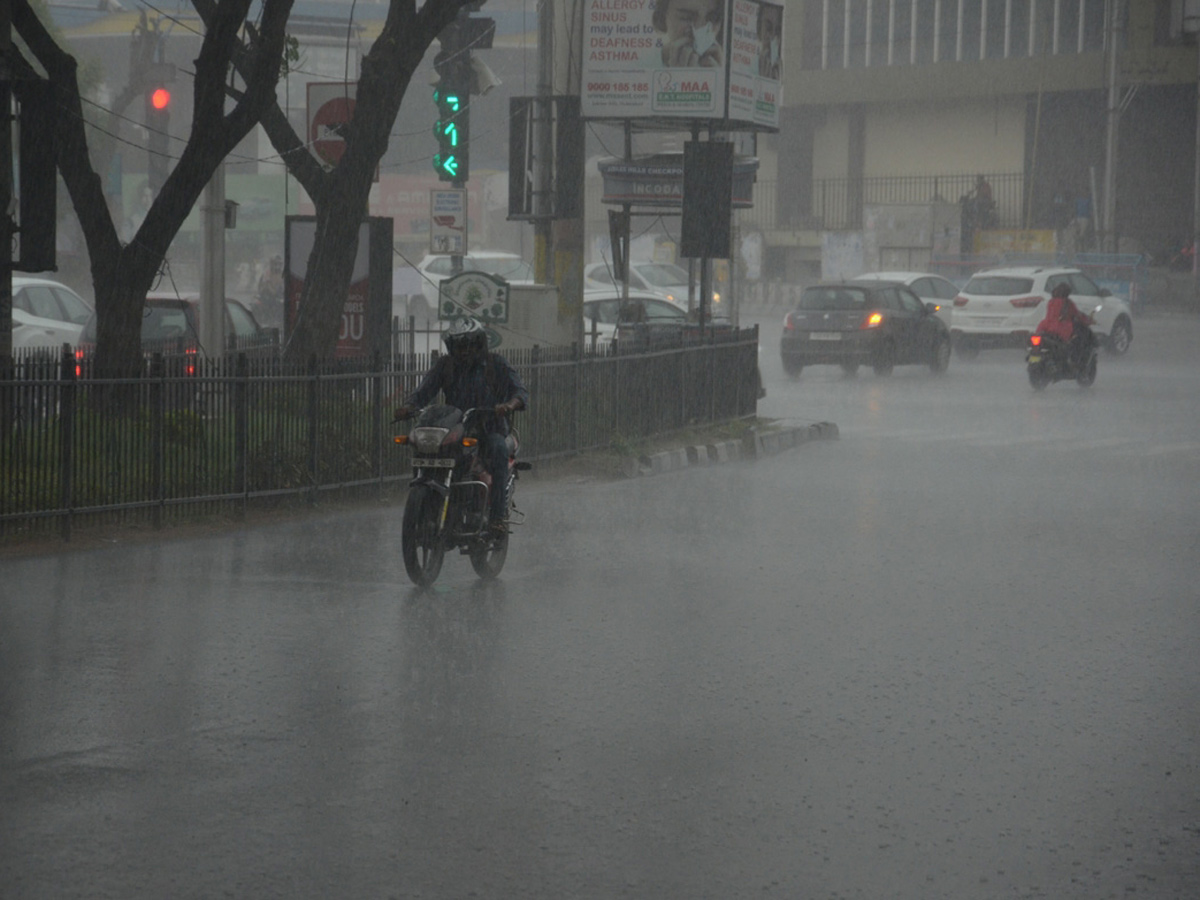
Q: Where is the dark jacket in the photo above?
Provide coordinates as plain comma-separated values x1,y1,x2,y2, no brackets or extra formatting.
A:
405,352,529,435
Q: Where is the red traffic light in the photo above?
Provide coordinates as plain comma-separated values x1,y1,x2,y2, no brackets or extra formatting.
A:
149,87,171,110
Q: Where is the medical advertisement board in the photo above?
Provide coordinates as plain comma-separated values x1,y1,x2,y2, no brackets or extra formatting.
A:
581,0,782,129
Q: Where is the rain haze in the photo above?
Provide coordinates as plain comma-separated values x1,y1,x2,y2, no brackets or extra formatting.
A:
3,1,1200,898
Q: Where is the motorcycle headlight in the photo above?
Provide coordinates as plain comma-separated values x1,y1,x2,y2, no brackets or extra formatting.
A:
411,427,449,454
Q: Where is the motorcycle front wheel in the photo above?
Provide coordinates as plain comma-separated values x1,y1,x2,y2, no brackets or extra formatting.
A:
402,484,446,587
469,532,509,579
1077,353,1098,387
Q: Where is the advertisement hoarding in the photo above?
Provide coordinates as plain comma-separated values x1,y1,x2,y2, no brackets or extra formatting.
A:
284,216,393,359
581,0,783,129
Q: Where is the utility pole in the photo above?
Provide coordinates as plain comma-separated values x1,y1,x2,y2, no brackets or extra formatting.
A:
200,164,226,361
533,0,554,285
1101,0,1122,254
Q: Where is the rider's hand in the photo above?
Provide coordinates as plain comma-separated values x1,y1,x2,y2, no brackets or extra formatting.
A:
393,405,413,421
494,399,519,418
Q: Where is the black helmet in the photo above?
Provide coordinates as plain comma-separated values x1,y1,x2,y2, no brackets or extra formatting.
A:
1051,282,1071,298
444,316,488,353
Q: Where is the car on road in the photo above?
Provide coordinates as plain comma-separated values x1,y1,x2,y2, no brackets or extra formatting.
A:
77,294,277,370
850,270,958,330
951,266,1134,358
415,251,536,313
10,276,93,352
780,282,952,377
584,260,719,309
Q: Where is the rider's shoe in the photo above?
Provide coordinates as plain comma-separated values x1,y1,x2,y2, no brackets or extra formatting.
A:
488,518,509,537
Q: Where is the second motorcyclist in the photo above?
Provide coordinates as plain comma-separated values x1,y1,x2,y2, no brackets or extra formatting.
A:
1037,282,1094,370
394,317,529,535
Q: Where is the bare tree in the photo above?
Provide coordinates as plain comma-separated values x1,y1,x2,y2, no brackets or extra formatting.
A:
194,0,480,363
9,0,294,379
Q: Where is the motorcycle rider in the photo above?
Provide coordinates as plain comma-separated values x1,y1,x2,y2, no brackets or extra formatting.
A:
394,317,529,535
1037,281,1094,370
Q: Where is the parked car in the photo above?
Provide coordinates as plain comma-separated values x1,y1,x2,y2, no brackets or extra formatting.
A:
584,261,720,309
780,282,951,377
584,290,685,349
951,266,1134,358
77,294,277,370
10,276,93,352
583,289,729,351
850,271,959,330
415,251,536,312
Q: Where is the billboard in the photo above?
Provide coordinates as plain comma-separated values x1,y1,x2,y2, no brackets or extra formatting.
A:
581,0,783,129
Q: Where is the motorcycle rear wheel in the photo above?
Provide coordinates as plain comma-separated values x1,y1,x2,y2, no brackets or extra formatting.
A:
1028,363,1050,391
402,484,446,587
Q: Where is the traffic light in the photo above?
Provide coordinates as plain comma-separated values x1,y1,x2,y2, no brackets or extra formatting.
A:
145,84,171,192
432,49,470,183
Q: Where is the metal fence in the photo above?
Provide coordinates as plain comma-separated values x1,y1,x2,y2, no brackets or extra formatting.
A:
740,173,1026,232
1,329,760,541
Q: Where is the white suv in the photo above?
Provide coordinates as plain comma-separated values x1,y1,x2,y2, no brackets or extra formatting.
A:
952,266,1133,358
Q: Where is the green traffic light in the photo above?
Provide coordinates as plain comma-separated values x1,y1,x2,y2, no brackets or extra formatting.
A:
433,87,462,112
434,153,460,178
434,120,459,146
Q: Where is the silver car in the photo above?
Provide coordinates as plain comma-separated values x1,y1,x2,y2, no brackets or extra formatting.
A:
10,276,93,352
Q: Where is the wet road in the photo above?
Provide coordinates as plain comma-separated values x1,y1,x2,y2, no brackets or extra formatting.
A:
2,314,1199,898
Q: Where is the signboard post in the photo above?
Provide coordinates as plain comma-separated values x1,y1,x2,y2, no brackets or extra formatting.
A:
429,189,467,255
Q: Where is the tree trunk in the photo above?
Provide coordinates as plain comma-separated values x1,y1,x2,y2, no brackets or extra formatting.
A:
12,0,293,384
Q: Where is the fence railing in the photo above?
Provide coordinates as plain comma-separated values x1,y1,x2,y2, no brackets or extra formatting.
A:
1,329,760,541
740,173,1026,232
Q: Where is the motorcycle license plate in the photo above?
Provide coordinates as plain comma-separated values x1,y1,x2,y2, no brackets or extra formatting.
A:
809,332,842,341
417,459,455,468
1028,354,1041,363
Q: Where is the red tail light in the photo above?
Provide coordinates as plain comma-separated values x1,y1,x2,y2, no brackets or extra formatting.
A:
861,311,884,329
783,313,795,332
953,295,968,307
1010,295,1042,308
1030,334,1042,347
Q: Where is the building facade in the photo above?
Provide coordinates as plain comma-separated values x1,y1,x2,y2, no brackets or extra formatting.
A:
749,0,1195,280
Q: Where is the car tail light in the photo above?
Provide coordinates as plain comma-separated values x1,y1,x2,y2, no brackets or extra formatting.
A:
1029,334,1042,347
783,313,795,332
185,346,197,376
1010,295,1042,308
953,295,968,307
861,311,884,329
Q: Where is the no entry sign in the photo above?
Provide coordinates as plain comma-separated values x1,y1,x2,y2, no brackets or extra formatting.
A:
307,82,357,169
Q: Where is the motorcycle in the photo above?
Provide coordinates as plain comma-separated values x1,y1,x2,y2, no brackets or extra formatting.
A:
394,404,530,587
1026,327,1098,391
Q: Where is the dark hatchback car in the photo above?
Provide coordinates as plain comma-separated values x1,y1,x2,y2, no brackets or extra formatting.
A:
780,281,952,377
78,295,277,371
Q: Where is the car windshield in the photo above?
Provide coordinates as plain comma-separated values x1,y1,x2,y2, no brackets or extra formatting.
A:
636,263,689,287
798,287,869,311
965,276,1035,295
